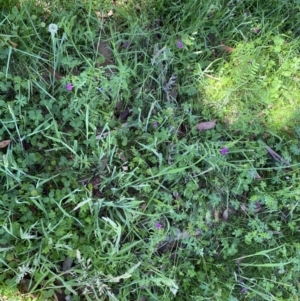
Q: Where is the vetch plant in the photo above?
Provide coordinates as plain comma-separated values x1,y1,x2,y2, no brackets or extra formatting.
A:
66,83,73,91
155,222,163,229
175,39,184,49
220,147,228,155
1,0,300,300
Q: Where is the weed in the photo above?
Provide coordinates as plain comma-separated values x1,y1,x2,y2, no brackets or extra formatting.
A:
1,0,300,301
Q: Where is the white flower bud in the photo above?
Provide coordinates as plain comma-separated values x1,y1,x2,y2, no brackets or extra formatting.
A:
48,23,58,35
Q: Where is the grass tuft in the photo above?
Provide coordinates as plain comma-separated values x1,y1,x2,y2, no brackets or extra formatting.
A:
1,0,300,300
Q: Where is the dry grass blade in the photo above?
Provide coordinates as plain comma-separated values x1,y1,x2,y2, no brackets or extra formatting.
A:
265,145,290,166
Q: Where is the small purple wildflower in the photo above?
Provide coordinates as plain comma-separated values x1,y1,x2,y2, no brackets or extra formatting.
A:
124,41,130,48
175,39,184,49
241,287,247,294
155,222,162,229
66,83,73,91
152,121,158,128
220,147,228,155
253,28,260,34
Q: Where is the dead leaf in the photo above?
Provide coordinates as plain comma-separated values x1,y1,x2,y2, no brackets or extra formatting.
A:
119,108,131,121
62,257,73,271
0,140,11,148
47,65,63,80
118,151,127,162
96,9,114,20
220,44,234,53
196,120,216,131
94,41,114,65
94,41,116,76
9,40,18,48
214,209,220,222
222,209,228,220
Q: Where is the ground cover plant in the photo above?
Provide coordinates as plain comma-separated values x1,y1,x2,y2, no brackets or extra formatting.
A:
1,0,300,300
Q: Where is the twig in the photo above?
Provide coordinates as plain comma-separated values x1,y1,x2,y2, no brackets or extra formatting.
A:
265,145,290,166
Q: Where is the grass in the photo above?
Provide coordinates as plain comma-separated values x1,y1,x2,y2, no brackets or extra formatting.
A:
1,0,300,300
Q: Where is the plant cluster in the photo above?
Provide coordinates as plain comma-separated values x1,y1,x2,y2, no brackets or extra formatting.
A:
1,0,300,300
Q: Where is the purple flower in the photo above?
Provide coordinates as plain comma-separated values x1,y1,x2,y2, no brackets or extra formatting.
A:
253,28,260,34
241,287,247,294
152,121,158,128
175,39,184,49
220,147,228,155
155,222,162,229
124,41,130,48
66,83,73,91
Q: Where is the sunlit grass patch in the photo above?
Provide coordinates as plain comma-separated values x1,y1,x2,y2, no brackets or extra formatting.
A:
200,34,300,137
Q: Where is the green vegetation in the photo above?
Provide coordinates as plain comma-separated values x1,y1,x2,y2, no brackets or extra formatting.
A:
1,0,300,300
